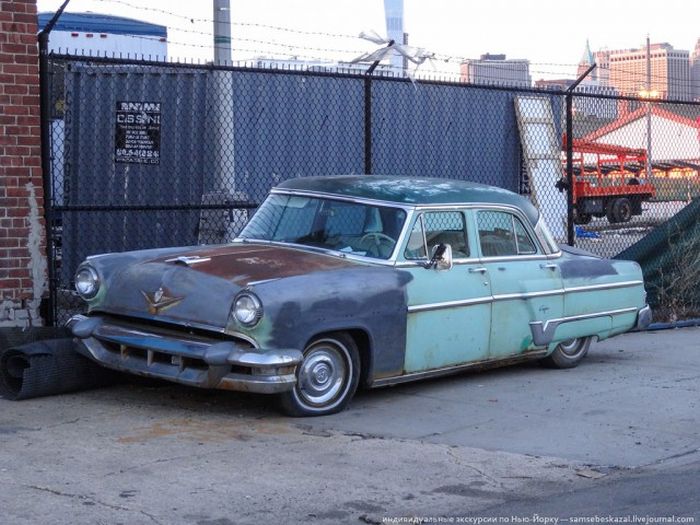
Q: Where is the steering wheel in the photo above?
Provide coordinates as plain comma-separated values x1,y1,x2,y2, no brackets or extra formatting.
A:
359,232,395,257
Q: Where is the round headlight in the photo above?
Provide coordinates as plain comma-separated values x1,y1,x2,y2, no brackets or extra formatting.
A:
233,292,263,327
74,266,100,300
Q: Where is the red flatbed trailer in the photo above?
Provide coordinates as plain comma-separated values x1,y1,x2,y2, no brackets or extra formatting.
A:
563,137,656,224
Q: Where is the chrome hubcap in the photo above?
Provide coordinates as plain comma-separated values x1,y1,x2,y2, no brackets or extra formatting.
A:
559,338,583,356
297,344,349,407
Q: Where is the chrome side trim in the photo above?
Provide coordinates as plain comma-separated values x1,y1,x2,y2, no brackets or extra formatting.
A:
408,296,492,313
372,349,549,387
529,307,638,346
564,280,643,293
492,289,564,301
407,281,645,314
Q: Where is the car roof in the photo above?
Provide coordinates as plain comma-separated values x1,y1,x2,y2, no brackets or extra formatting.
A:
276,175,540,225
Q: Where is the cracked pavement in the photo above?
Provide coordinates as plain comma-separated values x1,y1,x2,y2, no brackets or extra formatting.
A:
0,327,698,523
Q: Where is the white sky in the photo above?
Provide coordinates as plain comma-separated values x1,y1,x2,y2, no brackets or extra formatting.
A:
37,0,700,80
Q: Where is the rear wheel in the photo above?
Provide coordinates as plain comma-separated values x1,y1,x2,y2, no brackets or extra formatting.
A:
278,332,360,417
540,337,592,369
607,198,632,224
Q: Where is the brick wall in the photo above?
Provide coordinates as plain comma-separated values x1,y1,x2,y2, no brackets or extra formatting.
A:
0,0,47,327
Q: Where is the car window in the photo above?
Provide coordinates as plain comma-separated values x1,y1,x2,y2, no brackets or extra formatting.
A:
477,210,538,257
240,194,406,260
404,211,469,260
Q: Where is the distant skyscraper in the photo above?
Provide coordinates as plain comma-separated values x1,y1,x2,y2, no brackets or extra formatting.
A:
608,43,691,100
383,0,404,74
460,54,531,88
691,38,700,101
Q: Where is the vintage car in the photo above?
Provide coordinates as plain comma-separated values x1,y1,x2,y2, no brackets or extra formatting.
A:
68,176,651,416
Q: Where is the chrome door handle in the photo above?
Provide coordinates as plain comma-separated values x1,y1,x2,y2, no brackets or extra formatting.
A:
469,267,487,273
540,263,558,270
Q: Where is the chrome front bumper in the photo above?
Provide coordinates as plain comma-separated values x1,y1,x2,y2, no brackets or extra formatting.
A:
67,315,303,394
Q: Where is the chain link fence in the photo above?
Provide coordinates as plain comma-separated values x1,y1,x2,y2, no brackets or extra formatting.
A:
43,53,700,324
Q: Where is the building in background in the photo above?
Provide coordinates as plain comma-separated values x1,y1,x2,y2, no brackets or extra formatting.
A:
607,43,690,100
383,0,405,74
37,12,167,59
460,53,531,88
691,39,700,101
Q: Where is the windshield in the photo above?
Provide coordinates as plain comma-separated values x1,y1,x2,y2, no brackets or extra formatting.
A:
239,194,407,260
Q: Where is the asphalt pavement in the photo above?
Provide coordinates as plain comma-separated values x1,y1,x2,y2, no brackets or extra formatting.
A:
0,327,698,524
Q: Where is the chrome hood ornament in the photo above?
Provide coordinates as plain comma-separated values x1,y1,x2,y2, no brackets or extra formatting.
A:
141,286,184,315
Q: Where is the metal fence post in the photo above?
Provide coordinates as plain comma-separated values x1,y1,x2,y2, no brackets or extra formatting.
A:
565,92,574,247
564,63,596,247
364,75,372,175
38,32,56,326
38,0,71,326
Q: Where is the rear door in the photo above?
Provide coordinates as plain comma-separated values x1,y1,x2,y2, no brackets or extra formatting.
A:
472,208,564,358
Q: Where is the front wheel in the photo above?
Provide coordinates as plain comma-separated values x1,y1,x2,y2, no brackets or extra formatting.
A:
278,333,360,417
540,337,592,369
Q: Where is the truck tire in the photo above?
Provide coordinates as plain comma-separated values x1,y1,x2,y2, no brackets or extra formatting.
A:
612,197,632,223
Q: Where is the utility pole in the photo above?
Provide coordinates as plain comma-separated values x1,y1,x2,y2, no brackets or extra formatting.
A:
213,0,231,64
645,35,653,181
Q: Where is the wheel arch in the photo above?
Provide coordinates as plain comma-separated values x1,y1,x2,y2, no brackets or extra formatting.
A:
304,327,373,389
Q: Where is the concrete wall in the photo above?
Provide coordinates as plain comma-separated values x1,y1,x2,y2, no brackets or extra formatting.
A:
0,0,47,327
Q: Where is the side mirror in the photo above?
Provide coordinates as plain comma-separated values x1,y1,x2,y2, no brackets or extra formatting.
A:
425,243,453,271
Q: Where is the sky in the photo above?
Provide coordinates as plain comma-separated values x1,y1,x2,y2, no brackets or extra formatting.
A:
36,0,700,81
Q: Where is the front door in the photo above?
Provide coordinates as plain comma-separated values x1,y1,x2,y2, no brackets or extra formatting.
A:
403,210,492,373
473,209,564,358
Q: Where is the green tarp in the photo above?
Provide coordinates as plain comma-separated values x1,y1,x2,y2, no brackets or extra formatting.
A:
615,199,700,320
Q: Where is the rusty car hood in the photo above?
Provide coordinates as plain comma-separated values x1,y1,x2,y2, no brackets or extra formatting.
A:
88,243,361,330
148,243,360,286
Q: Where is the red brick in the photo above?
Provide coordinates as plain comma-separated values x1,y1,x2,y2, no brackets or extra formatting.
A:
3,83,26,95
5,186,28,198
2,64,28,74
21,95,38,106
15,115,37,126
3,105,28,115
0,279,22,290
19,33,35,45
0,238,19,248
14,74,36,85
6,207,29,218
4,125,28,135
13,50,36,64
2,43,26,54
22,155,40,167
17,136,41,146
3,146,29,156
3,1,27,12
0,134,16,145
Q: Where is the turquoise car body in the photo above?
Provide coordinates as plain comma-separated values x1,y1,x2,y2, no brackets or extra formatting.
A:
69,176,651,402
